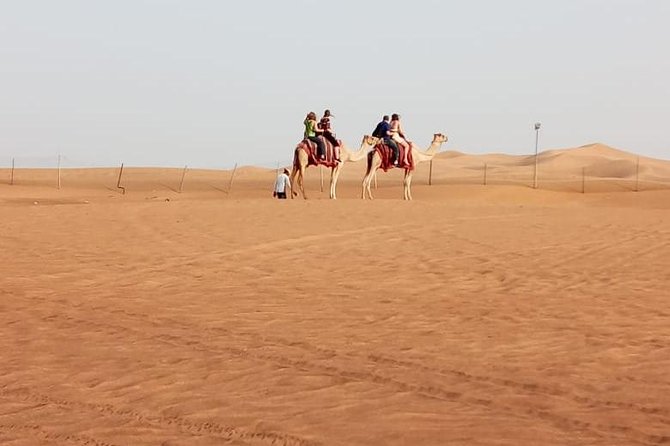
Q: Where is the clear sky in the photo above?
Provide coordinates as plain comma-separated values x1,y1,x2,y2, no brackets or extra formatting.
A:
1,0,669,168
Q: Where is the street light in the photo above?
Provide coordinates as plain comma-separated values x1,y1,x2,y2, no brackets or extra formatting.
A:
533,122,541,189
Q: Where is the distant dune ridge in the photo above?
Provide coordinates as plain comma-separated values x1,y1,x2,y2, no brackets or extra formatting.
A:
437,143,669,173
1,143,669,197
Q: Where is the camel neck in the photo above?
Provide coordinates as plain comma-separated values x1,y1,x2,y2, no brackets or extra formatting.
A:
413,140,443,162
342,140,373,162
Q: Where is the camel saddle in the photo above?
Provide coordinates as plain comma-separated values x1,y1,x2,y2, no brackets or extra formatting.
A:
375,142,415,172
298,137,341,168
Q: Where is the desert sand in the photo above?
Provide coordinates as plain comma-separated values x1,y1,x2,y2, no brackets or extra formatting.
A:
1,143,669,445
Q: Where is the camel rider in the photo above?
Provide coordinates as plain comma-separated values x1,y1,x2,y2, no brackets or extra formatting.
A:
318,109,341,162
389,113,409,165
372,115,399,165
304,111,326,160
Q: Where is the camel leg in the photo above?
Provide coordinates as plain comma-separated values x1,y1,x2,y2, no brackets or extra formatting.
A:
403,170,414,200
367,167,377,200
330,164,341,199
362,154,381,200
289,166,298,199
361,161,374,199
368,156,382,199
361,170,370,200
361,159,371,199
295,151,308,199
363,166,377,200
299,164,307,199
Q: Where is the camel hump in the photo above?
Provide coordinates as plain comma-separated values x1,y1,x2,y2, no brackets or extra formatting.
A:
375,143,415,172
297,138,340,168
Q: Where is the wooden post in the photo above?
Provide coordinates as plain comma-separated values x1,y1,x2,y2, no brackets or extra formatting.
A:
635,157,640,192
228,163,238,194
582,167,585,194
57,154,61,190
10,158,15,185
274,161,280,194
178,165,187,193
320,165,324,193
428,160,433,185
484,163,488,186
116,163,126,195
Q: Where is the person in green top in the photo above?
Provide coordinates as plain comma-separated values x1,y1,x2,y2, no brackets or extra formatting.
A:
304,111,326,160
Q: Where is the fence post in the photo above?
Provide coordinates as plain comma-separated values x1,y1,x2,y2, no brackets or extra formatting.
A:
10,158,15,185
116,163,126,195
635,157,640,192
484,163,487,186
178,165,187,193
320,165,324,192
228,163,238,194
428,160,433,185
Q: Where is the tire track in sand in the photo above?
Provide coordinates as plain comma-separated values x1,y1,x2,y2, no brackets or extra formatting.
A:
17,306,669,446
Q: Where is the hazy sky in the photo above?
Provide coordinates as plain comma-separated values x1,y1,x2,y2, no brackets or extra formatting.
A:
1,0,669,168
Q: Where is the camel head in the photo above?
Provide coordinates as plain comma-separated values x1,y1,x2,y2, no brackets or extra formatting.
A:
361,135,381,147
432,133,448,144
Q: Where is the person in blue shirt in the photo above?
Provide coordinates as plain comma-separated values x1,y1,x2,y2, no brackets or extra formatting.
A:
372,115,399,165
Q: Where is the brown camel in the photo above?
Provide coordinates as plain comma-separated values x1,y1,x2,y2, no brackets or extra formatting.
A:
361,133,448,200
290,135,380,199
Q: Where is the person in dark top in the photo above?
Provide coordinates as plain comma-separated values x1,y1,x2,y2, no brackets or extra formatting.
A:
372,115,399,165
318,109,340,161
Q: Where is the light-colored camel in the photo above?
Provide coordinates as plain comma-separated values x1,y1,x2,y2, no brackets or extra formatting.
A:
291,135,380,199
362,133,448,200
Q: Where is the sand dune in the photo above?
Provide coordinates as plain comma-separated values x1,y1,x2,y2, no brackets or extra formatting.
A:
1,144,670,445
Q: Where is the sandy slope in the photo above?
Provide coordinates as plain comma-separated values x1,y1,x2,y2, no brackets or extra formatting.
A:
1,145,669,445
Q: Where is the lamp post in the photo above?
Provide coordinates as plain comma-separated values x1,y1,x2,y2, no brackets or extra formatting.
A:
533,122,541,189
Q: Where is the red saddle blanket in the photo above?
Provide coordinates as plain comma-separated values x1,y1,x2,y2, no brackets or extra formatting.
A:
297,138,341,168
375,142,414,172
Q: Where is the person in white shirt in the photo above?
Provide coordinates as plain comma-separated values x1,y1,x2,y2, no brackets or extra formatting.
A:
273,168,291,199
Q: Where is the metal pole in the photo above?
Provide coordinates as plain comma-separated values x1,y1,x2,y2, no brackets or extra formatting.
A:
533,127,540,189
178,165,187,193
57,154,61,190
635,157,640,192
228,163,238,194
428,160,433,185
116,163,126,194
320,166,324,192
10,158,15,185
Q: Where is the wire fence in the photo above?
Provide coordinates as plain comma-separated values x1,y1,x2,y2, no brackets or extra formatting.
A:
419,157,670,193
0,155,245,194
2,154,669,195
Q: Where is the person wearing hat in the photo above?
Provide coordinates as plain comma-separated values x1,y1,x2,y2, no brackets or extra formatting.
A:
273,168,292,199
318,109,341,161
